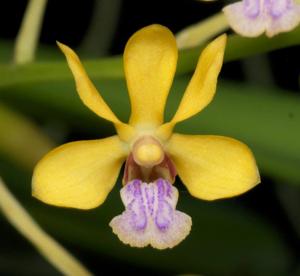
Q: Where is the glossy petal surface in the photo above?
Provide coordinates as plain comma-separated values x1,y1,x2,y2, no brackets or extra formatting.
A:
166,134,260,200
124,24,178,127
32,136,127,209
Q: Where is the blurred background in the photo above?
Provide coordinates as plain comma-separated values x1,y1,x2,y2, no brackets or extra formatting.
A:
0,0,300,275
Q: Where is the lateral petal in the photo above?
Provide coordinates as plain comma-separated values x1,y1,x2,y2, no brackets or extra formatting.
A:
166,134,260,200
57,42,133,140
172,34,226,123
158,35,226,139
32,136,127,209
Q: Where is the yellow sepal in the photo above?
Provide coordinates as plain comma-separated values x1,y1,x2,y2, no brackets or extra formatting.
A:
32,136,128,209
166,134,260,200
124,24,178,127
57,42,133,141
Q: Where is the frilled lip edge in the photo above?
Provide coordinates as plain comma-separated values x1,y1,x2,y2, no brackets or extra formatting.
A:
109,178,192,249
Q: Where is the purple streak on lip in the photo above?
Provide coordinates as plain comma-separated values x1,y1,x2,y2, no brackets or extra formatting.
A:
133,179,142,196
155,201,173,232
165,179,172,198
266,0,291,19
157,178,165,198
127,180,147,231
155,179,172,232
145,184,155,216
244,0,261,18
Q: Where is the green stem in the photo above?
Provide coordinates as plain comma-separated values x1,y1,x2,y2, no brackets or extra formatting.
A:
80,0,122,57
0,177,92,276
242,55,275,87
14,0,47,65
176,12,229,49
275,184,300,239
0,103,54,169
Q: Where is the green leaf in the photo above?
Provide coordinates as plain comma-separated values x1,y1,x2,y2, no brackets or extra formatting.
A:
0,57,123,88
0,26,299,86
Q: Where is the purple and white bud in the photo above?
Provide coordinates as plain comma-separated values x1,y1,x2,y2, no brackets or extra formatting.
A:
223,0,300,37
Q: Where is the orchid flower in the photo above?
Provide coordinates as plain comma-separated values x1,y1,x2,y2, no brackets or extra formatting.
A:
32,25,260,249
223,0,300,37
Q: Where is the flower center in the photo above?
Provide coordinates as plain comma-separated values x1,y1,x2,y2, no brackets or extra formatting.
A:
132,136,164,168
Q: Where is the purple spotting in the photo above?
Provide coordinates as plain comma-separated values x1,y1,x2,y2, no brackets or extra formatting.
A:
265,0,292,18
109,179,192,249
244,0,261,18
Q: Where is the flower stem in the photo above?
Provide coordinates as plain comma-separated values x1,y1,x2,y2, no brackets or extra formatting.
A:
176,12,229,49
0,177,92,276
13,0,47,65
0,103,54,169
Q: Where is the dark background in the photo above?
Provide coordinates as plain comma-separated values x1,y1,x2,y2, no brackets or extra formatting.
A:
0,1,299,275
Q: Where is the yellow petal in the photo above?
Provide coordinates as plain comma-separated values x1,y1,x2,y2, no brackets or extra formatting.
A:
32,136,128,209
124,24,178,127
158,35,226,139
166,134,260,200
57,42,133,140
173,34,226,122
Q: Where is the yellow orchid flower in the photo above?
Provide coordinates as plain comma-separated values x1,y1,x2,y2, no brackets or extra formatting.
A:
32,24,260,250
